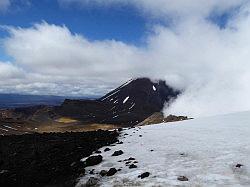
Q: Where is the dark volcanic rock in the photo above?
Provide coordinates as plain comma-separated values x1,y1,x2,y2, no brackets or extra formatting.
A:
84,155,103,167
89,169,95,174
235,164,244,168
128,157,135,160
55,78,180,126
138,172,150,179
112,150,124,156
100,170,108,177
0,130,119,187
104,148,111,152
129,164,137,169
106,168,117,176
177,176,189,181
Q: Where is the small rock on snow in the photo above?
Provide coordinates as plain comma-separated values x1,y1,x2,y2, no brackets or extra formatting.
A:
235,164,244,168
112,150,124,156
177,176,189,181
100,170,108,177
89,169,95,174
106,168,117,176
128,157,136,160
104,148,111,152
138,172,150,179
129,164,137,169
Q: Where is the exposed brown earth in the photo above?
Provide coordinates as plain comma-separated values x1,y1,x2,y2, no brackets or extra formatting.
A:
0,107,121,135
0,111,190,135
137,112,190,126
0,119,120,135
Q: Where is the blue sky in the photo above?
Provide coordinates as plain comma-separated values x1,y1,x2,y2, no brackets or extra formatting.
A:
0,1,148,44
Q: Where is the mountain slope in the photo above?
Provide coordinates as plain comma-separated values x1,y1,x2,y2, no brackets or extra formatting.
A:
0,78,180,134
77,111,250,186
56,78,180,126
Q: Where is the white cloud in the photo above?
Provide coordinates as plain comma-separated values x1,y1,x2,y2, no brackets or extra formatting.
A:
2,22,140,96
0,61,24,79
0,0,10,12
58,0,246,18
1,1,250,117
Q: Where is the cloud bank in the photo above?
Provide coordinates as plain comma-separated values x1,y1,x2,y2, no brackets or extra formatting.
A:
1,0,250,117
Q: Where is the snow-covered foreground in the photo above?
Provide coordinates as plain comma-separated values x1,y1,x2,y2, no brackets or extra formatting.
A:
77,111,250,186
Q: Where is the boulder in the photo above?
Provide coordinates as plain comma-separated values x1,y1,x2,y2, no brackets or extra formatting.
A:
84,155,103,167
129,164,137,169
177,176,188,181
106,168,117,176
104,148,111,152
235,164,244,168
99,170,108,177
138,172,150,179
112,150,124,156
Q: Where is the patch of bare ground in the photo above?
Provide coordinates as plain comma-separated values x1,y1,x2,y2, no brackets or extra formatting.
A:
0,118,121,135
137,112,191,126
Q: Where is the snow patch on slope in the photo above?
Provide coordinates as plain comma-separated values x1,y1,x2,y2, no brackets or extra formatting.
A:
0,127,8,132
3,125,17,131
152,85,156,91
112,115,119,119
123,96,129,104
78,111,250,186
129,103,135,110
